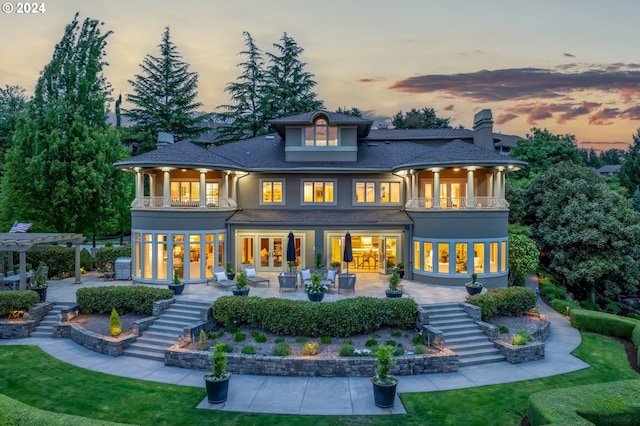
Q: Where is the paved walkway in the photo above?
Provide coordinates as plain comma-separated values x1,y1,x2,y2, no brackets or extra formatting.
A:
0,273,589,416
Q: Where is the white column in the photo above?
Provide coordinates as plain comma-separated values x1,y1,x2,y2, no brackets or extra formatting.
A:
466,168,475,208
433,169,441,209
223,171,229,207
494,167,504,202
135,169,143,200
199,170,206,208
410,170,417,201
149,174,155,198
163,169,170,207
486,173,494,198
230,173,237,201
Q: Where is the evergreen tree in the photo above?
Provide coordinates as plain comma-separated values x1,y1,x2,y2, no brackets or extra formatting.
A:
335,107,364,117
0,14,129,239
0,85,29,153
126,27,205,148
391,107,451,129
618,129,640,194
215,31,269,143
263,32,324,118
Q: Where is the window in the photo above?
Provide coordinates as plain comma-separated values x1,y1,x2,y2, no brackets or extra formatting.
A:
423,242,433,272
170,181,219,205
355,182,375,203
353,180,402,205
305,118,338,146
261,180,284,204
474,243,485,273
438,243,449,273
303,180,335,204
455,243,467,273
380,182,400,203
414,241,421,270
490,242,498,273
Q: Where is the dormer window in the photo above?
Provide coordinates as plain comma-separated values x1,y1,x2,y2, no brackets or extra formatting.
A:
305,118,338,146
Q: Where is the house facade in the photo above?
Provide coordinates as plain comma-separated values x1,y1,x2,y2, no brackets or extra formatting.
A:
115,109,525,288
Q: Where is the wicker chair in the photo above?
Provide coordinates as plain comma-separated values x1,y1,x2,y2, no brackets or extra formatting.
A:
278,272,298,292
337,273,356,294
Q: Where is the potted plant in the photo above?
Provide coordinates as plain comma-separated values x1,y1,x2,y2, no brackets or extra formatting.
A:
385,272,402,298
233,271,250,296
203,342,231,404
306,271,326,302
371,345,398,408
168,269,185,295
394,262,405,279
385,261,395,275
330,260,341,273
314,253,323,269
225,261,235,281
31,262,48,302
465,272,483,295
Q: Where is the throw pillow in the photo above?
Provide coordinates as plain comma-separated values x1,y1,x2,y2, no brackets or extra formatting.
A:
245,268,257,278
300,269,311,280
326,269,336,281
215,271,228,282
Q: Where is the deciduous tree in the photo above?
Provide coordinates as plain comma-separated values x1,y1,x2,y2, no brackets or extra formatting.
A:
391,107,451,129
0,85,29,153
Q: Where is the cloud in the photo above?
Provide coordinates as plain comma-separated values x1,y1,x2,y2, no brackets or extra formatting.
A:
443,104,454,111
358,77,385,83
563,52,575,57
388,64,640,102
557,102,601,124
588,108,619,125
495,113,518,125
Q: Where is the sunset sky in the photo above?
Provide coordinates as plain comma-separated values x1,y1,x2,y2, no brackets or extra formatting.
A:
1,0,639,150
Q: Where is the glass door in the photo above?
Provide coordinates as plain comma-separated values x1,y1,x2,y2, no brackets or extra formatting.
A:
378,237,387,274
258,236,283,271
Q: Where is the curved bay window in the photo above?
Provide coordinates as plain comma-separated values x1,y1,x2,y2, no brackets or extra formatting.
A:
132,230,226,284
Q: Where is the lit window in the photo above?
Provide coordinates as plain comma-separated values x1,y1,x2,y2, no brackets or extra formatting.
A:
424,242,433,272
438,243,449,273
305,118,338,146
261,180,284,204
303,180,335,204
474,243,485,273
501,241,507,271
414,241,421,270
380,182,400,203
455,243,467,273
490,242,498,273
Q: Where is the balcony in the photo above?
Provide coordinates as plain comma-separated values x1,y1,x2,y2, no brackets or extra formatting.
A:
131,196,238,210
404,197,509,210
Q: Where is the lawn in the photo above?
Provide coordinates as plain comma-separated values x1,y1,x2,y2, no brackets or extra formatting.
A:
0,333,637,426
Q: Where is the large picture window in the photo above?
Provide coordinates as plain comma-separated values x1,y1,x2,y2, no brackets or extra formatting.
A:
353,180,402,205
302,180,335,204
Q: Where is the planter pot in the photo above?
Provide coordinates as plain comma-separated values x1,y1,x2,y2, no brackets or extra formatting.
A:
372,378,398,408
307,292,325,302
232,287,250,296
204,374,231,404
33,287,47,303
168,284,185,295
397,270,405,279
227,272,236,281
385,290,402,299
465,285,483,295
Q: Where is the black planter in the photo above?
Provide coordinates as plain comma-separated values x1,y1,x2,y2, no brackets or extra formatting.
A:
168,284,185,295
307,292,325,302
385,290,402,299
232,287,250,296
372,378,397,408
33,287,47,303
398,270,405,279
204,374,231,404
465,285,483,295
227,272,235,280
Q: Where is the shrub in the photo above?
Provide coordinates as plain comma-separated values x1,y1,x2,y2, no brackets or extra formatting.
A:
490,287,537,316
25,246,75,278
540,282,567,301
208,330,224,340
320,336,332,345
412,334,424,345
272,342,291,356
414,344,428,354
392,347,404,356
604,300,622,315
295,337,307,343
94,246,132,270
580,299,599,311
0,291,40,317
339,342,355,356
221,343,233,353
251,332,267,343
391,330,402,337
498,325,509,334
466,292,498,320
365,338,378,347
109,308,121,337
241,345,256,355
76,286,172,316
234,332,246,342
632,324,640,348
80,248,93,270
274,337,285,344
550,298,580,315
570,309,640,340
302,342,319,356
385,340,397,347
511,330,531,346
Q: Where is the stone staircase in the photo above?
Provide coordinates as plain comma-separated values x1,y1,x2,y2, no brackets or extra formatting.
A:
123,299,211,362
423,303,505,367
30,302,77,338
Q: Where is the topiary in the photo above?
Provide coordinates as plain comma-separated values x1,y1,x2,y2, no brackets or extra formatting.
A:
109,308,121,337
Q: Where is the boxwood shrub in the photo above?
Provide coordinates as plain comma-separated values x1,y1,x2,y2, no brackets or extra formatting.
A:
466,287,536,320
94,246,132,270
550,298,581,315
0,290,40,317
76,286,173,316
212,296,418,337
570,309,640,340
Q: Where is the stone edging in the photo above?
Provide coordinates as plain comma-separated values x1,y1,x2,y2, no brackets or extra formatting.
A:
165,346,459,377
53,322,138,357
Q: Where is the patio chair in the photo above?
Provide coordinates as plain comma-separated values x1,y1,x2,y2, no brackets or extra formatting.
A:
240,263,270,287
325,269,337,288
206,266,235,291
278,272,298,292
299,268,312,285
337,273,356,294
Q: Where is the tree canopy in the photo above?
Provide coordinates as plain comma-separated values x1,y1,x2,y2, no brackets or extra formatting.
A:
391,107,451,129
0,85,29,154
126,27,205,150
618,129,640,194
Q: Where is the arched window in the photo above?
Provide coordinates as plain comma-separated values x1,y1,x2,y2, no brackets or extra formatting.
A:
305,117,338,146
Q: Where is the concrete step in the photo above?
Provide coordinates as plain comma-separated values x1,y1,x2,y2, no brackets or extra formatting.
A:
459,354,505,367
146,324,184,334
456,347,503,359
30,331,52,338
136,335,177,346
122,348,165,362
447,340,496,351
173,300,211,309
429,317,474,326
127,342,167,354
434,323,479,333
443,329,487,339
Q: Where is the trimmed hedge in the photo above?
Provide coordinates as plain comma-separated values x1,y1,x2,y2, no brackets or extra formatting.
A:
94,246,132,270
570,309,640,340
528,379,640,426
0,393,133,425
76,286,173,316
23,245,132,278
550,298,581,315
466,287,537,320
0,291,40,317
212,296,418,337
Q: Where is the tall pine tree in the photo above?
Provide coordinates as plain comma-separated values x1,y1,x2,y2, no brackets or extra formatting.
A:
126,27,205,147
619,129,640,194
215,31,269,143
263,32,324,119
0,13,129,239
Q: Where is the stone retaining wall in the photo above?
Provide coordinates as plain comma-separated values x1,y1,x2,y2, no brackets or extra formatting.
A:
0,302,52,338
165,347,459,377
494,339,545,363
55,323,138,356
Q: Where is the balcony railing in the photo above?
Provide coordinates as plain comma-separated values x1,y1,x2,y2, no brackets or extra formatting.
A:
404,197,509,210
131,196,238,210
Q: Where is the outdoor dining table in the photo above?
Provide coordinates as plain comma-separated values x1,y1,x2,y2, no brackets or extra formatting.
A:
4,271,33,290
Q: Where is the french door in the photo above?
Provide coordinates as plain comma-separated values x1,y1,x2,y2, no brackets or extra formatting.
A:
258,236,284,271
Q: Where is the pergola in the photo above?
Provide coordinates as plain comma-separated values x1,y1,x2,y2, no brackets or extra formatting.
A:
0,233,85,290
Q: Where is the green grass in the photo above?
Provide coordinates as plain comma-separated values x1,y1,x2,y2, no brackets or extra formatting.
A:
0,332,637,425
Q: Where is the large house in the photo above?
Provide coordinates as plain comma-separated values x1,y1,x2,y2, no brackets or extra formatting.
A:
115,109,525,288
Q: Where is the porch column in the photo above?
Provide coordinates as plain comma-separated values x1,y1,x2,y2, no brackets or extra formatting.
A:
18,251,26,290
199,170,206,208
410,170,417,202
466,167,475,208
494,167,505,202
135,169,143,200
223,171,229,207
162,168,170,207
148,174,155,198
486,173,494,198
229,173,237,201
432,168,441,209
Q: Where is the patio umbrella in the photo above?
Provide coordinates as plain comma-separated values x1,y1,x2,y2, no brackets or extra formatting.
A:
286,231,296,272
343,232,353,274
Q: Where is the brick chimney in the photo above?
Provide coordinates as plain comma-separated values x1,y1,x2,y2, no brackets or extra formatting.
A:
156,132,174,149
473,109,494,151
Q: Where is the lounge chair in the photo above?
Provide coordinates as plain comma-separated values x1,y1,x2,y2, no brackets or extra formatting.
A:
338,273,356,294
240,263,270,287
206,266,235,291
278,272,298,292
